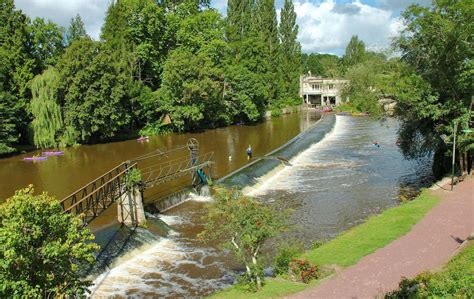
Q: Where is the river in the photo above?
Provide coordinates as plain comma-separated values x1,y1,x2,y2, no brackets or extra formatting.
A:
87,114,434,297
0,111,433,297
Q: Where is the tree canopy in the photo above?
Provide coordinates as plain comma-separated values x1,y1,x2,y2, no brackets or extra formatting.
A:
394,0,473,177
1,0,303,153
0,186,99,297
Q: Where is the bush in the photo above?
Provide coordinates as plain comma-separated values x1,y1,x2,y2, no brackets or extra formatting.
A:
0,186,99,297
289,259,319,283
274,241,304,275
124,167,142,190
311,240,324,250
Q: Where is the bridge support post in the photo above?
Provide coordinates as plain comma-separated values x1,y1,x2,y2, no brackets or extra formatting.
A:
117,186,146,227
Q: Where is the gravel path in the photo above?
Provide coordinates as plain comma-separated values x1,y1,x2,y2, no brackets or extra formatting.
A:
288,178,474,299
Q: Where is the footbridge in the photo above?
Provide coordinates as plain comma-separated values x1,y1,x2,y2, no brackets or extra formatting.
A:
60,138,213,226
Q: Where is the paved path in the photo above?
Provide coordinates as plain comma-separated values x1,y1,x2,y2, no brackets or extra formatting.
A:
289,178,474,299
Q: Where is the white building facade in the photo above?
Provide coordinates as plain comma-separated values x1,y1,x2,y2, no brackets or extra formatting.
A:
299,75,349,106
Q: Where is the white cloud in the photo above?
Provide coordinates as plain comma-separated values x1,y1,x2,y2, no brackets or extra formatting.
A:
15,0,109,40
295,0,403,54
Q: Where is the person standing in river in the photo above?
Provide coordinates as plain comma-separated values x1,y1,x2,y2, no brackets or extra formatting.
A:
247,145,252,160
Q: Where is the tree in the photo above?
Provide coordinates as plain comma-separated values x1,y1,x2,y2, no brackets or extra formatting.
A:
58,38,131,143
158,9,230,131
65,14,88,46
0,89,18,154
253,0,280,103
0,186,99,297
278,0,301,102
199,188,287,291
29,17,64,71
343,35,366,68
341,59,385,116
101,0,167,88
30,67,63,149
0,0,36,144
226,0,253,42
394,0,473,177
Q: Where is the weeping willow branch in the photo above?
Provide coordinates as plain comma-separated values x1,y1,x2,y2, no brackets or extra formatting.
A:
31,67,63,149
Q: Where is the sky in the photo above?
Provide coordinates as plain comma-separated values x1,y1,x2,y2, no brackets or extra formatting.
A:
14,0,431,56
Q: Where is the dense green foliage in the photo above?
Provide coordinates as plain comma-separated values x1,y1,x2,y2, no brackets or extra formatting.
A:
343,35,366,68
65,14,88,46
394,0,473,177
199,187,287,291
1,0,302,154
273,241,304,276
386,241,474,298
0,186,99,297
301,53,341,78
30,67,63,148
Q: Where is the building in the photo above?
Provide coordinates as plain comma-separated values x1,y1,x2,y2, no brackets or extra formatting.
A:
299,74,349,107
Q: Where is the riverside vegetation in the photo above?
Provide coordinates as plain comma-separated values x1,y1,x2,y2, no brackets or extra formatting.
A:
211,190,440,298
1,0,302,153
0,0,472,296
2,0,471,181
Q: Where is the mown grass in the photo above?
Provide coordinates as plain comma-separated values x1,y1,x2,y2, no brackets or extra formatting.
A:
209,189,440,298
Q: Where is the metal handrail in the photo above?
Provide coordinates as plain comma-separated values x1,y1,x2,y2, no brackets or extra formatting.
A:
64,163,136,213
60,162,127,204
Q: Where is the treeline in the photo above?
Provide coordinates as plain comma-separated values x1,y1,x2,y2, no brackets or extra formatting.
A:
0,0,301,153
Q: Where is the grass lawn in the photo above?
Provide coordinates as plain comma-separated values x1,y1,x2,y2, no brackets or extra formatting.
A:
209,189,440,298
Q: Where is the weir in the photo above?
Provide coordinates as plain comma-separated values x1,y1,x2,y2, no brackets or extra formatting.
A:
60,138,213,227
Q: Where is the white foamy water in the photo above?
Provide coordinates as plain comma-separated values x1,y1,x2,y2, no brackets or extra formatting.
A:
159,214,186,226
89,238,185,297
89,235,228,298
247,116,355,196
188,192,213,202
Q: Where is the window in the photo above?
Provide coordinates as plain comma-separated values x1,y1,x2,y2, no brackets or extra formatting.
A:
312,84,320,90
328,84,334,90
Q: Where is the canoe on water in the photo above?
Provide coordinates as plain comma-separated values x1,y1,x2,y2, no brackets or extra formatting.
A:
42,151,64,156
137,136,149,141
23,156,47,161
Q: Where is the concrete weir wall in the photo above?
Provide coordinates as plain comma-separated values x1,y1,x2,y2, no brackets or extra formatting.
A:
146,185,209,213
145,111,333,213
118,186,146,226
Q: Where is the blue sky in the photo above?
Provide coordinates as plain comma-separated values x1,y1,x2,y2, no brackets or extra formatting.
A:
15,0,431,55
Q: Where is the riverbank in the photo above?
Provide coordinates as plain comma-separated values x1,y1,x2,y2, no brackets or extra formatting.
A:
210,178,462,298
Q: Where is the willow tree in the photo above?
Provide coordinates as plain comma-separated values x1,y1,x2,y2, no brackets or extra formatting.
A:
31,68,63,149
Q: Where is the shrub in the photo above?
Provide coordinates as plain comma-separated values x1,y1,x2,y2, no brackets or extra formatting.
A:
274,241,304,275
311,240,324,250
124,167,142,190
0,186,100,297
289,259,319,283
199,187,288,291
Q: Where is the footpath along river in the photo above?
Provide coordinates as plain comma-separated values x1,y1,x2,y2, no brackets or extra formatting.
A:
88,114,434,297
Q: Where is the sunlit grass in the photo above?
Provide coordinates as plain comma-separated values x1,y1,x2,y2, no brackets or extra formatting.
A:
209,189,440,298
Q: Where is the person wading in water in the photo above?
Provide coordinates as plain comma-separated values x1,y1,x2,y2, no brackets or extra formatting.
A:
247,145,252,161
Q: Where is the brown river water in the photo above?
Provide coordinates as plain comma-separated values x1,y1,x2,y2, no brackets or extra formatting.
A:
0,111,434,297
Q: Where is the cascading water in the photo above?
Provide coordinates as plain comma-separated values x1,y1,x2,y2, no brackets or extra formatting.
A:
89,115,433,297
246,116,434,241
89,193,236,298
